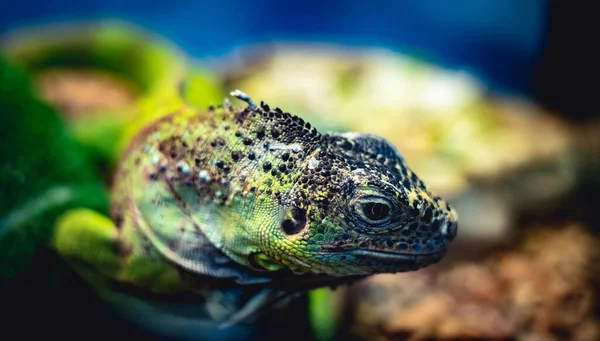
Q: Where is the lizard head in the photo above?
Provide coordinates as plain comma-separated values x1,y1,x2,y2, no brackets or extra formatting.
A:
256,131,458,277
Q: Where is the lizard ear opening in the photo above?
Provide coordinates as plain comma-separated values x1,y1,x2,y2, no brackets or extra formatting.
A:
281,206,308,235
281,219,304,235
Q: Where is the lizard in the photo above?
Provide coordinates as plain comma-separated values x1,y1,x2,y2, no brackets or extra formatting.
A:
53,90,458,327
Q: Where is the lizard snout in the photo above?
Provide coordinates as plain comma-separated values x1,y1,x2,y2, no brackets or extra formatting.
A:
441,219,458,240
440,208,458,240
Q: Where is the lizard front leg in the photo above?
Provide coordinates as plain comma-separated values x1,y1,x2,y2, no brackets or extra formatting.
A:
53,208,184,292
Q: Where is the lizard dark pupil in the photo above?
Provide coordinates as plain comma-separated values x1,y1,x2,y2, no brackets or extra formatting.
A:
363,203,390,221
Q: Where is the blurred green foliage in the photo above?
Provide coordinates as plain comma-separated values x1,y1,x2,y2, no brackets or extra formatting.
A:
7,22,184,93
5,21,225,169
0,55,109,280
0,22,225,281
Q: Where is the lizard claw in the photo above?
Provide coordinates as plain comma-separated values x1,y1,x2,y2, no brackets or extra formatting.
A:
230,89,258,111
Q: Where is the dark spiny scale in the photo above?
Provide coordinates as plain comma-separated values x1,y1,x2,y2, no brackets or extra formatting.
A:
234,108,251,124
260,101,270,112
422,206,433,222
400,164,409,177
419,224,432,233
340,140,353,151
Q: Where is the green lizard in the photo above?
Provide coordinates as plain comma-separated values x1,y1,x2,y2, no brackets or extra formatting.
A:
54,90,458,326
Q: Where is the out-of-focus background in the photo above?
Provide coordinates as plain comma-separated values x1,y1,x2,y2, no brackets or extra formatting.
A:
1,1,598,340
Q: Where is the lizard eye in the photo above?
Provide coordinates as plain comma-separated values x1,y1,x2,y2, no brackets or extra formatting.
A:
363,202,391,221
354,196,393,225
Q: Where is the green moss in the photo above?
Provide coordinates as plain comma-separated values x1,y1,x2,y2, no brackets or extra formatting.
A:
4,21,226,167
0,56,108,280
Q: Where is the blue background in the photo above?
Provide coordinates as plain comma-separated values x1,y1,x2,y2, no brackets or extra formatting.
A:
0,1,548,95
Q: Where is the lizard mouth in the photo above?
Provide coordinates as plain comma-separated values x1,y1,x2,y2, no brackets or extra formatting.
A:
344,248,447,272
349,248,446,261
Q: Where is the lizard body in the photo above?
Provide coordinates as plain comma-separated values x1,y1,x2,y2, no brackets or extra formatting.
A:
55,90,458,324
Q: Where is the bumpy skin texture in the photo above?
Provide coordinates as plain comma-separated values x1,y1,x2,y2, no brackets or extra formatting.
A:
108,91,458,290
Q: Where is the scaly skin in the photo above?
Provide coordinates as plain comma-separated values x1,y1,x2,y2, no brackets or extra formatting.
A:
54,90,458,324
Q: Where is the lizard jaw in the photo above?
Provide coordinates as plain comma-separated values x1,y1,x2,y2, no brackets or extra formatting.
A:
342,248,447,273
349,248,446,262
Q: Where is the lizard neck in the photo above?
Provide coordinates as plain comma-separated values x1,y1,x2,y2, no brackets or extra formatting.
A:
112,103,327,280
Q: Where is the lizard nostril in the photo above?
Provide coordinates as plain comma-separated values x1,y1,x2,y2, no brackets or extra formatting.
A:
441,220,457,239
